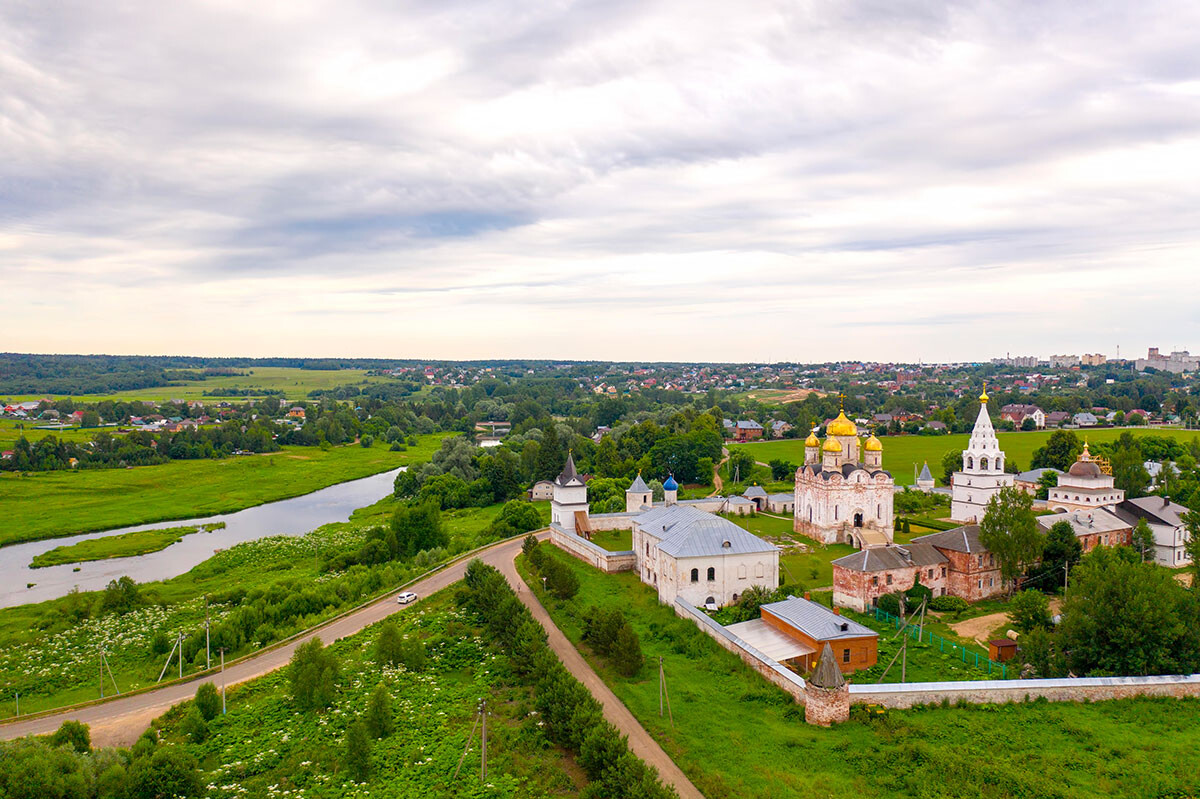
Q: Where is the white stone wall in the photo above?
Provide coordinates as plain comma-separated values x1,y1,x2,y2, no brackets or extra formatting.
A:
632,520,778,607
794,470,895,545
950,471,1014,522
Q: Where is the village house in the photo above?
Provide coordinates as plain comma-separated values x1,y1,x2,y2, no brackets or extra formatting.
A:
1114,496,1194,568
1000,403,1045,428
730,420,764,441
1044,411,1071,427
528,479,555,501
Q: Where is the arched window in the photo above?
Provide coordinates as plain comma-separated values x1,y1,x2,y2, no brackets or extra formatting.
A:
707,566,716,581
808,507,813,522
981,457,989,471
690,568,699,583
967,456,974,470
877,503,882,518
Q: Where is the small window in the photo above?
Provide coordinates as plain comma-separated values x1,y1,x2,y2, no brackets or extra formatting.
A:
707,567,716,581
886,574,893,585
941,567,947,578
690,568,699,583
842,648,851,664
977,579,982,589
871,576,878,587
927,569,934,579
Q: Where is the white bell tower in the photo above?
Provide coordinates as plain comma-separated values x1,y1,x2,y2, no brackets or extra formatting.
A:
950,387,1015,522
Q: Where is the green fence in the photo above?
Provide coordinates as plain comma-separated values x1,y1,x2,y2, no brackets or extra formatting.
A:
869,606,1009,679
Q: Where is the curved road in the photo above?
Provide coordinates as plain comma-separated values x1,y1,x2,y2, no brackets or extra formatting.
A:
0,533,704,799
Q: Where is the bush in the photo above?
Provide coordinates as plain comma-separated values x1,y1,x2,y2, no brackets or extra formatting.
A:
1008,589,1052,634
288,637,339,710
929,595,969,614
129,746,202,799
582,606,627,656
179,707,209,743
905,578,933,608
611,624,644,677
194,682,221,721
543,558,580,600
50,720,90,753
359,434,374,448
876,592,901,615
344,719,372,781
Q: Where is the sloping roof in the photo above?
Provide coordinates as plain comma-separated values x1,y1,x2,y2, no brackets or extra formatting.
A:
810,643,846,689
831,544,947,572
736,420,764,429
1037,508,1131,537
911,524,984,553
743,485,768,498
761,596,877,642
1115,497,1189,528
635,504,777,559
1016,467,1059,483
768,493,794,502
554,452,586,487
917,462,934,483
627,473,650,493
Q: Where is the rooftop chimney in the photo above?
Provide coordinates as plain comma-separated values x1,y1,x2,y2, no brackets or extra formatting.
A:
832,607,841,616
804,592,811,601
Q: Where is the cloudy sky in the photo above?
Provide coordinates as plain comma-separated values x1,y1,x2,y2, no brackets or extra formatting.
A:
3,0,1199,363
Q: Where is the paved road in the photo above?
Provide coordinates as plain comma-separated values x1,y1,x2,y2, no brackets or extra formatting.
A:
0,533,706,798
0,535,534,747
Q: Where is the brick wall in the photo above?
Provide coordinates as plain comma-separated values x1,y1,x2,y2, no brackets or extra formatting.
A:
833,562,948,612
805,684,850,725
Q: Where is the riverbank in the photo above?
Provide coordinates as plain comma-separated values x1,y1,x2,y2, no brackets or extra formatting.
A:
29,523,226,568
0,434,450,547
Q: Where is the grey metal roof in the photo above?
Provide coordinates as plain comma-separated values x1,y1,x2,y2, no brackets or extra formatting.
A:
1115,497,1188,528
1016,467,1059,483
911,524,982,553
831,544,947,572
761,596,877,641
627,473,650,493
768,493,794,502
635,504,778,558
1037,509,1130,537
917,462,934,483
743,485,768,498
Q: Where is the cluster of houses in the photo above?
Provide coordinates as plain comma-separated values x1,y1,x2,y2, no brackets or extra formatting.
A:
722,418,793,441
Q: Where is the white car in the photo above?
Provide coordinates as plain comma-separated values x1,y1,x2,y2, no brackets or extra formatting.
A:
397,591,418,605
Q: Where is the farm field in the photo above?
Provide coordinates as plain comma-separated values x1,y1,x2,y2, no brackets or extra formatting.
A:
0,494,547,717
520,545,1200,799
0,366,399,403
150,590,584,798
0,419,99,447
29,523,225,568
0,434,452,547
731,427,1200,487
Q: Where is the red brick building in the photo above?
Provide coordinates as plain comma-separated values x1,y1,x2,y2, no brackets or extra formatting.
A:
910,526,1005,602
831,544,948,612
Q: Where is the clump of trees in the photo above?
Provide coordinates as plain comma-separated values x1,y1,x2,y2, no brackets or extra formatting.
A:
582,606,644,677
522,537,580,600
978,487,1043,591
375,619,427,672
289,637,340,710
457,559,675,799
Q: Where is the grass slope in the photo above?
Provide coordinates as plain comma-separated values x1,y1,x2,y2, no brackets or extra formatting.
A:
521,546,1200,799
30,523,225,568
0,434,451,547
153,591,584,798
732,427,1200,487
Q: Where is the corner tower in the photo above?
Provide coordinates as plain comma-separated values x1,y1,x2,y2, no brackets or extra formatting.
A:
551,452,589,532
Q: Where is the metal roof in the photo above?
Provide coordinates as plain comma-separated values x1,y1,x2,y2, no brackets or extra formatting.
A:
1037,509,1130,537
761,596,877,641
636,504,778,559
627,473,650,493
911,524,983,553
831,544,947,572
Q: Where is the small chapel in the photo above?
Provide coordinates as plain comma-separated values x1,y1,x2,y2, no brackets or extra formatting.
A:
950,387,1015,522
793,401,895,549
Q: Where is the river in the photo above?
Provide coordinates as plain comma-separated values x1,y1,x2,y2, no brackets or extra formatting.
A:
0,467,403,609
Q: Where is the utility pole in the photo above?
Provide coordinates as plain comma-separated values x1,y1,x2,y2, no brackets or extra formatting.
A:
481,698,487,780
220,648,227,715
658,657,674,727
13,691,16,717
205,596,211,671
178,631,183,680
100,647,104,698
1064,561,1070,592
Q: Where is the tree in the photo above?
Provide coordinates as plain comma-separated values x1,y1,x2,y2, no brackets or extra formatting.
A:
1031,431,1083,470
359,434,374,448
941,450,961,487
544,559,580,600
1035,470,1059,500
485,500,543,540
390,500,447,557
49,720,90,753
100,576,143,614
364,684,394,738
1184,510,1200,583
978,487,1043,589
288,637,339,710
179,707,208,743
80,410,100,428
1019,627,1065,678
1008,589,1051,633
1132,518,1155,562
536,425,564,480
376,620,403,667
129,747,202,799
610,623,644,677
194,682,221,721
1028,520,1082,592
768,459,795,482
726,450,755,484
1020,416,1037,431
344,719,372,781
1109,433,1151,497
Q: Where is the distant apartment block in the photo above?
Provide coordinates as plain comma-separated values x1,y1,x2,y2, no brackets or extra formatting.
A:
1135,347,1198,374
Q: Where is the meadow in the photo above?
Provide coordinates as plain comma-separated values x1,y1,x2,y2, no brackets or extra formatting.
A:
152,590,584,798
0,494,546,717
731,427,1200,487
519,546,1200,799
30,523,226,568
0,366,398,403
0,419,98,447
0,434,450,547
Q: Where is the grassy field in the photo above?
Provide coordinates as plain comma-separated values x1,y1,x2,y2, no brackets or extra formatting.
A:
733,427,1200,487
520,546,1200,798
150,590,584,798
0,419,99,447
29,523,225,568
717,512,854,589
0,366,399,403
0,434,451,547
0,494,547,717
591,528,632,552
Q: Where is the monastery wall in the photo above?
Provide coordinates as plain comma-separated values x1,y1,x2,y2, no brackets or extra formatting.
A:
850,674,1200,708
549,525,635,573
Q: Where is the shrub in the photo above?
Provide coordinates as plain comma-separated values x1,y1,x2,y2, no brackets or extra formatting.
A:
128,746,202,799
194,682,221,721
50,720,90,753
905,578,933,608
179,707,209,743
1008,589,1052,634
876,592,901,615
929,595,969,614
611,624,644,677
544,559,580,600
364,684,394,738
344,719,372,781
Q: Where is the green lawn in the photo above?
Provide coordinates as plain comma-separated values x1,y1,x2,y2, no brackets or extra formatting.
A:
0,434,451,547
29,523,225,568
591,528,632,552
718,512,854,589
148,590,585,798
520,546,1200,798
732,427,1200,487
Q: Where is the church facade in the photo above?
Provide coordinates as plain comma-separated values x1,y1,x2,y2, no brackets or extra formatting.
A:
950,389,1015,522
793,408,895,549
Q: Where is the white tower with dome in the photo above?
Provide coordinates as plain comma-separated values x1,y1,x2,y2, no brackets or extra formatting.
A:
950,387,1015,522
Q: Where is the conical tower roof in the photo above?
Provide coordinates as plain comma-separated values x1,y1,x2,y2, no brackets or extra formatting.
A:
554,451,584,487
810,643,845,689
918,461,934,483
627,472,650,493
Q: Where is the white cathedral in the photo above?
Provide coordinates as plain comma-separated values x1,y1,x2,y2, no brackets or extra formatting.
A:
950,388,1014,522
793,405,895,549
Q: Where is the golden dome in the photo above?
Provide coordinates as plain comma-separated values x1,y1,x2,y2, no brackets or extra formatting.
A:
979,383,989,404
865,434,883,452
826,411,857,437
805,432,820,447
822,437,843,453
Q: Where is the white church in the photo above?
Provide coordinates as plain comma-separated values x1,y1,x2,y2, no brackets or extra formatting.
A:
950,388,1015,522
548,455,779,608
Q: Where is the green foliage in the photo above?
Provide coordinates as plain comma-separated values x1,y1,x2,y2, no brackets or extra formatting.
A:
611,623,644,677
364,684,395,738
99,576,144,615
978,487,1043,587
876,593,901,615
1132,518,1155,562
727,450,756,484
1031,430,1083,470
904,576,932,608
390,500,448,557
768,459,795,481
941,450,961,487
288,637,339,710
50,719,91,753
1024,520,1082,591
928,595,969,614
344,719,372,781
178,706,209,743
194,682,220,721
1019,626,1066,677
484,499,543,540
128,746,202,799
1008,590,1052,633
